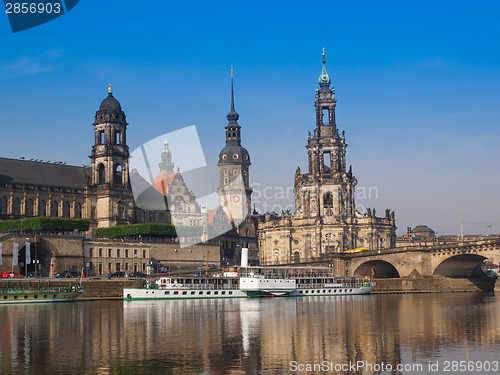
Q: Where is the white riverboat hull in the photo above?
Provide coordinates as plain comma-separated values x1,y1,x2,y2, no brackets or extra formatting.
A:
123,287,247,300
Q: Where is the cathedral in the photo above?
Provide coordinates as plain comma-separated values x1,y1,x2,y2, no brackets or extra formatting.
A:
258,52,397,265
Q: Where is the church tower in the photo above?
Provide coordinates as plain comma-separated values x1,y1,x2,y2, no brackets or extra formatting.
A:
217,71,252,222
295,50,357,221
90,85,132,227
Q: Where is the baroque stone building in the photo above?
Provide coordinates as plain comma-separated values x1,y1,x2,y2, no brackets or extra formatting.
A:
258,52,396,265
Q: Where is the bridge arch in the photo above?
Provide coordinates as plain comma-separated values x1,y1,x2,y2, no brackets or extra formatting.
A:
433,254,487,278
354,260,400,278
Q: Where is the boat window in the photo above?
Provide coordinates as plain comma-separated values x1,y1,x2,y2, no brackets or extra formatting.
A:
3,296,7,299
164,291,169,295
221,291,225,295
193,279,199,284
350,289,353,292
174,291,179,295
44,295,48,298
182,291,187,295
185,279,191,284
53,295,56,298
24,295,28,299
214,291,218,295
229,291,233,295
199,291,203,295
207,291,211,295
14,295,18,299
191,291,195,295
323,290,326,293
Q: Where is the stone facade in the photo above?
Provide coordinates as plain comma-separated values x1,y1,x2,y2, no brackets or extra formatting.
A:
258,52,397,265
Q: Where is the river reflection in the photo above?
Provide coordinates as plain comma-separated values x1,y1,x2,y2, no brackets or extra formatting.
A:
0,293,498,374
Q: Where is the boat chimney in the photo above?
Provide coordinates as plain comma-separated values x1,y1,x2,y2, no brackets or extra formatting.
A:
241,246,249,268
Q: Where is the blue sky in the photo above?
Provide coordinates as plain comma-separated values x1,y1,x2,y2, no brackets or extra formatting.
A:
1,1,499,235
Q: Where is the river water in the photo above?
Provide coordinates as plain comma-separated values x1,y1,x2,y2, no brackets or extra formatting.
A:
0,293,499,374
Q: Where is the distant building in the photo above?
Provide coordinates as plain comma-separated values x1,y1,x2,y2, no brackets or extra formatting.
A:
411,225,435,242
258,52,397,265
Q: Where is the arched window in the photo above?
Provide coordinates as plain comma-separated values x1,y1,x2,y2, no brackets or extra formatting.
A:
13,198,20,215
323,192,333,208
98,164,105,184
25,199,33,216
1,197,7,214
118,205,124,220
51,201,59,217
114,164,123,185
75,203,82,218
63,202,70,218
39,200,46,216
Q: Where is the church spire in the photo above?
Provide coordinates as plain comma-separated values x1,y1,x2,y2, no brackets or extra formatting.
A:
225,67,241,146
318,48,332,90
226,66,239,124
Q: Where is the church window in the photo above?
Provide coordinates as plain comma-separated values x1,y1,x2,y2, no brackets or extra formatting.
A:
118,205,124,220
98,164,105,184
75,203,82,218
114,164,123,185
51,201,59,217
233,169,238,175
13,198,20,216
224,177,228,184
38,200,46,216
224,170,228,176
323,152,331,171
26,199,33,216
159,213,164,222
99,130,105,144
222,154,227,160
63,202,70,218
322,108,329,125
233,132,236,138
115,131,121,145
244,155,248,160
233,154,239,159
139,211,145,223
148,212,155,222
323,192,333,209
1,197,7,214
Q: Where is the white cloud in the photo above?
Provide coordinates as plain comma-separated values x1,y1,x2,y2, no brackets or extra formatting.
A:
0,49,65,77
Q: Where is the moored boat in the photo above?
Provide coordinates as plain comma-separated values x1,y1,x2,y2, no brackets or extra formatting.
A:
123,267,375,301
0,281,82,304
239,266,375,297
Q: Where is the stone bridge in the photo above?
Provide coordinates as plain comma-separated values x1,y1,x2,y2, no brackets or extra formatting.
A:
338,238,500,278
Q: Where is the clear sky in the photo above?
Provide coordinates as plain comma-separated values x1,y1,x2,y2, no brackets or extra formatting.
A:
1,1,499,236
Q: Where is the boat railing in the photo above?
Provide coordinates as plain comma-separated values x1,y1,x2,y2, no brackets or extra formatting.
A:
0,285,81,294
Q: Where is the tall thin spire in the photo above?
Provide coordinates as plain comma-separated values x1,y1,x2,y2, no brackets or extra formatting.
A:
230,66,235,113
226,67,239,123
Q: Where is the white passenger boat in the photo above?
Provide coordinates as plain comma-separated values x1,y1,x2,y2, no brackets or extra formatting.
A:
239,266,375,298
123,268,375,300
123,246,375,300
